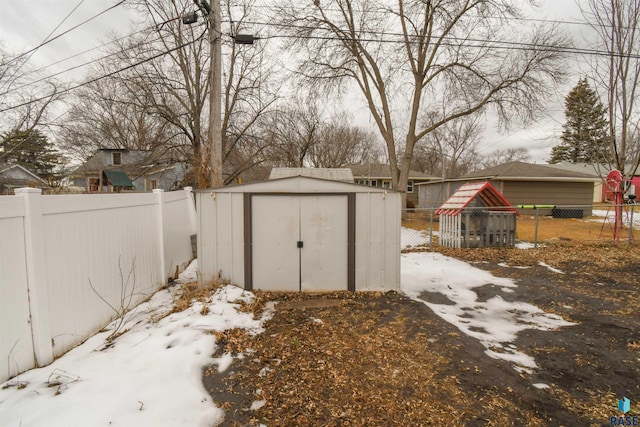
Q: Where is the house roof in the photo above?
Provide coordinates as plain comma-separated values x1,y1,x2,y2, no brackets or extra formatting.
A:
348,164,435,180
435,181,517,216
269,168,354,182
461,161,600,182
0,163,48,186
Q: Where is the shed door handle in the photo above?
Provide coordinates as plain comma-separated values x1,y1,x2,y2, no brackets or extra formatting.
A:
297,241,304,248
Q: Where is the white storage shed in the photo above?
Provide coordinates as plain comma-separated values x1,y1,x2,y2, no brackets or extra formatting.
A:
196,176,401,292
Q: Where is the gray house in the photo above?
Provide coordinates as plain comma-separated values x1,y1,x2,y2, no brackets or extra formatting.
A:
418,161,600,216
0,162,49,195
69,149,189,193
348,163,437,205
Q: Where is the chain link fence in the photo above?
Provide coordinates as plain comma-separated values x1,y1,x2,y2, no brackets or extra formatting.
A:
401,203,639,250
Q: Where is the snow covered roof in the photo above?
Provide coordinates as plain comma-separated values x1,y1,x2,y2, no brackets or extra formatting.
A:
435,181,517,216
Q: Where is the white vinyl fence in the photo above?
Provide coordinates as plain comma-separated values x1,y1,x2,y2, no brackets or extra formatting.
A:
0,188,197,382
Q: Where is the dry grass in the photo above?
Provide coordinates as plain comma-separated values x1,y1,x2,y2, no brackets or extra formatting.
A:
402,210,638,243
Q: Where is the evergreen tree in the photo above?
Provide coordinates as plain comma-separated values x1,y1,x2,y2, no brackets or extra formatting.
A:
0,129,61,181
550,78,609,164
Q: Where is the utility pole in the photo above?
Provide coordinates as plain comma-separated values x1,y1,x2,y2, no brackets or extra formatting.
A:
190,0,254,188
193,0,222,187
209,0,223,187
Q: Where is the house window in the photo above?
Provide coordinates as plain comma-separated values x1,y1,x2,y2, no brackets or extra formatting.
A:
407,180,414,193
382,181,391,189
370,180,377,187
148,179,158,190
112,152,122,166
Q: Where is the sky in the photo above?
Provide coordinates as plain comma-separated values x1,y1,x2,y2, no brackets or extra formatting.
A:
0,0,598,163
0,237,579,426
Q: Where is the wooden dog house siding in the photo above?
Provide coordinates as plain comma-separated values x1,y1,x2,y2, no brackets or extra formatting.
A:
195,176,401,292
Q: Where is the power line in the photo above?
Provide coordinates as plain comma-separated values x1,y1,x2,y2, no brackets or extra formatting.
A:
0,28,207,114
8,0,87,81
1,31,166,97
240,19,640,60
0,0,127,68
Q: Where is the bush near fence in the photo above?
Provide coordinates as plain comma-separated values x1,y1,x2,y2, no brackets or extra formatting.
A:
402,204,639,249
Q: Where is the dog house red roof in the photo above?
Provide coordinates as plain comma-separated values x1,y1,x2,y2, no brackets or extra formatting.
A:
435,181,517,216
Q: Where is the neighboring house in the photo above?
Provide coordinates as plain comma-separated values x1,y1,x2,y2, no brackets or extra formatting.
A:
417,161,600,216
348,163,437,204
69,149,189,193
0,162,49,195
269,167,355,183
544,162,639,202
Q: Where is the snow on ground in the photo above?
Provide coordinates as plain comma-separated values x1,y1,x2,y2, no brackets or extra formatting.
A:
401,226,433,249
592,208,640,229
2,253,575,425
401,252,575,372
0,261,274,427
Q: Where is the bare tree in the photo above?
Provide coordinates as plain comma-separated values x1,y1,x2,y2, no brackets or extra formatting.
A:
581,0,640,187
267,101,322,167
480,147,530,169
412,114,482,178
265,99,382,168
0,45,61,134
274,0,569,208
91,0,281,187
309,116,382,168
58,71,179,163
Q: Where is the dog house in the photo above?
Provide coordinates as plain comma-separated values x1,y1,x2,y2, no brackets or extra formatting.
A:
195,176,401,292
436,182,517,248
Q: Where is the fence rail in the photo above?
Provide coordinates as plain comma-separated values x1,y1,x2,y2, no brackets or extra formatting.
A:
401,204,639,250
0,188,197,382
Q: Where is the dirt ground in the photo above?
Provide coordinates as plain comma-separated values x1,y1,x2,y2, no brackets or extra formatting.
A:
203,242,639,426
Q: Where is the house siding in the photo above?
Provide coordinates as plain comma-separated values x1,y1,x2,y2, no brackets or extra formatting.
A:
501,181,594,216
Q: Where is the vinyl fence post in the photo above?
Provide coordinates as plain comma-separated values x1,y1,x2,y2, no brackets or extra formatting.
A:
15,188,53,368
534,206,539,248
153,189,167,283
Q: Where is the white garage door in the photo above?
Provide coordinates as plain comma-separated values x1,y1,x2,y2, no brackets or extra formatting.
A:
251,195,348,291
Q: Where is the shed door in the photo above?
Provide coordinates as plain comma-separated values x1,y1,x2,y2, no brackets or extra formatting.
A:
251,195,348,291
300,195,348,291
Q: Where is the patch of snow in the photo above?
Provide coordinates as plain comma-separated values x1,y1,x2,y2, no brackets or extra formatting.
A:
0,283,270,427
401,252,575,372
213,353,234,373
498,262,532,269
538,262,564,274
401,227,432,249
515,242,539,249
533,383,550,389
250,400,266,411
177,258,200,283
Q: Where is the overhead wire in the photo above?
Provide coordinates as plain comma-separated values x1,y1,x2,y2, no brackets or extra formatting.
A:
3,6,638,112
0,0,128,68
0,26,208,114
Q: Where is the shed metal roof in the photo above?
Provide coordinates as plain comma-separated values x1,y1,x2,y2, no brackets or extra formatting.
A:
435,181,517,216
269,168,354,182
